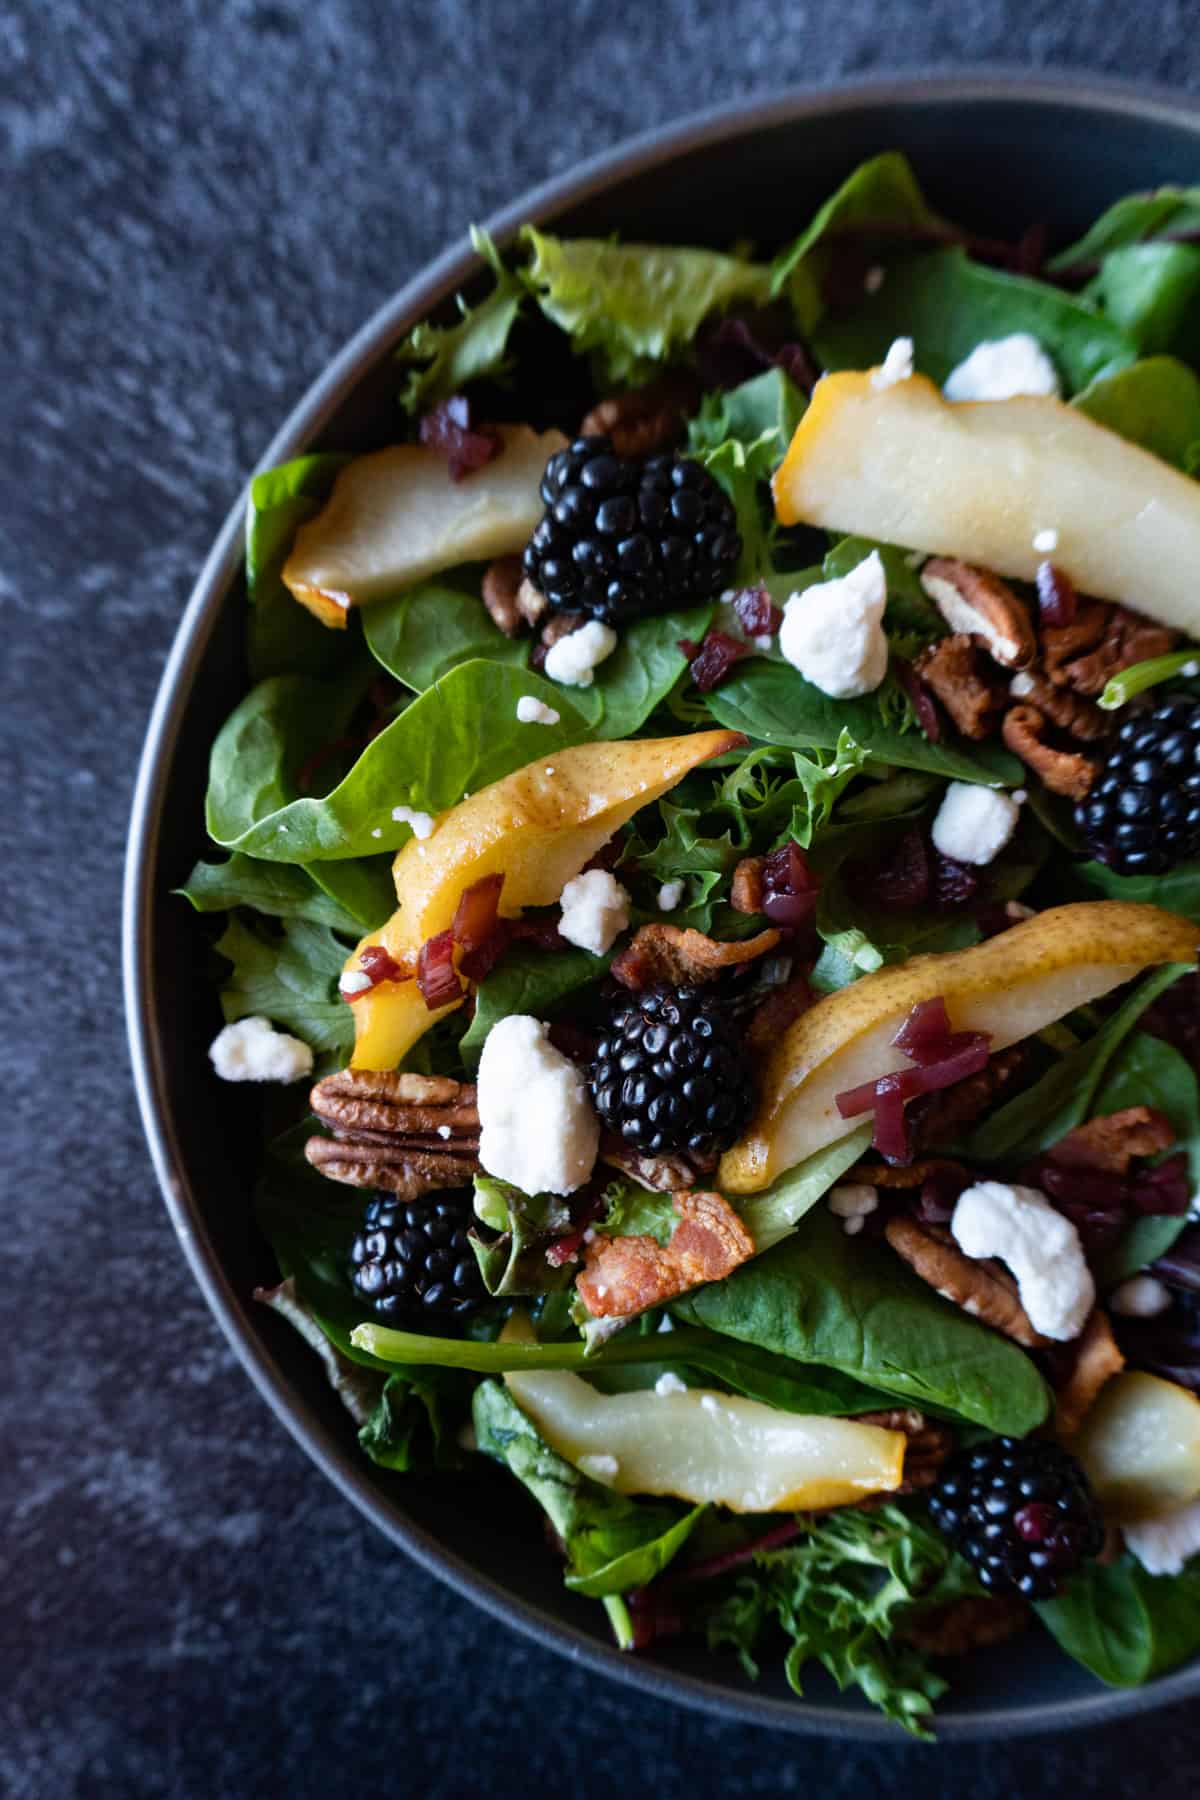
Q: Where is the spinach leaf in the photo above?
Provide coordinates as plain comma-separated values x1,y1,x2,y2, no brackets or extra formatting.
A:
364,578,530,689
1073,357,1200,471
206,659,590,862
586,606,713,738
1073,858,1200,924
304,855,397,931
245,452,356,679
813,249,1136,396
1083,244,1200,360
1036,1557,1200,1685
472,1380,705,1598
688,368,808,579
966,964,1194,1164
668,1336,890,1416
397,227,526,412
459,947,603,1069
216,916,355,1054
704,658,1021,785
358,1366,471,1472
177,854,366,934
673,1207,1049,1432
1049,188,1200,271
1093,1033,1200,1286
823,537,945,655
736,1125,873,1253
519,227,774,386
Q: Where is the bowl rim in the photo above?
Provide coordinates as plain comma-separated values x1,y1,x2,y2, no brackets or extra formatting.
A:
124,67,1200,1741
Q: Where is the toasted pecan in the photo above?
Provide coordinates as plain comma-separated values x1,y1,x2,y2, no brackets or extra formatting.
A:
730,855,766,915
913,634,1007,739
1047,1105,1177,1177
598,1133,704,1193
577,1189,754,1318
1043,601,1176,696
579,370,700,457
481,555,526,637
1052,1308,1125,1439
920,559,1037,669
610,923,781,990
517,577,550,629
1008,668,1111,741
853,1408,955,1493
1001,703,1096,799
306,1068,481,1197
900,1594,1030,1657
884,1216,1051,1349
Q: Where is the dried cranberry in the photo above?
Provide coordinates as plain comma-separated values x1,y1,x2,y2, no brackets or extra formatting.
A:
419,395,501,481
731,586,783,638
416,928,464,1009
893,657,942,742
761,841,820,932
1036,562,1078,628
869,828,932,910
681,629,752,692
933,854,980,910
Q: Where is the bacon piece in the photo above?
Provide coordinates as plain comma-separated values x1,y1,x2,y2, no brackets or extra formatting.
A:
577,1190,754,1318
1047,1106,1176,1177
610,923,780,990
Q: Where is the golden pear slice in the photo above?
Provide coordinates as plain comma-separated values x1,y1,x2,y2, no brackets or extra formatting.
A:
349,728,744,1069
504,1363,904,1512
772,372,1200,639
720,902,1199,1192
1071,1371,1200,1522
283,424,567,626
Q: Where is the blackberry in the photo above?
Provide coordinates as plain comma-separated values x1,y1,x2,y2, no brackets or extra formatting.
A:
348,1191,485,1322
1075,694,1200,875
589,985,754,1157
929,1436,1104,1600
523,436,741,626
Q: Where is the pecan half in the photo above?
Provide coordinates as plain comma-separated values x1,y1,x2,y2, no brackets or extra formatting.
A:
1002,703,1096,799
745,974,812,1055
577,1189,754,1318
900,1594,1030,1657
1051,1308,1125,1439
1007,668,1111,741
853,1158,967,1190
1043,601,1176,696
854,1408,955,1493
920,559,1037,668
907,1046,1027,1152
884,1216,1050,1349
537,607,583,647
913,634,1007,739
1047,1105,1177,1177
517,578,550,629
306,1068,481,1197
598,1133,706,1193
610,923,781,990
730,855,766,915
579,369,700,458
481,555,527,637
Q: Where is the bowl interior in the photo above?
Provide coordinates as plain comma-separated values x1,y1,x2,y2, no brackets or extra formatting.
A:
127,77,1200,1740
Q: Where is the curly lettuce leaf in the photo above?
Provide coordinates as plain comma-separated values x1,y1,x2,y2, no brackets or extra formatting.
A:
687,367,807,579
397,226,526,413
245,451,356,679
215,915,355,1054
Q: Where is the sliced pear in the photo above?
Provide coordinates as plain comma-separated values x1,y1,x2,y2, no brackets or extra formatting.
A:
349,728,744,1069
282,424,567,626
720,902,1199,1192
772,371,1200,639
504,1363,904,1511
1071,1371,1200,1522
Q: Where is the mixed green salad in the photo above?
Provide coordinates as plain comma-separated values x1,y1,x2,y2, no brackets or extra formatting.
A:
183,154,1200,1735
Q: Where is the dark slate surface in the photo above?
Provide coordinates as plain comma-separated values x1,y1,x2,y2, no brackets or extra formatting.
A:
7,4,1200,1795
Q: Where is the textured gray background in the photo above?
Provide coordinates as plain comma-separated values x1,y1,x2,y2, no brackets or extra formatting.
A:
7,3,1200,1796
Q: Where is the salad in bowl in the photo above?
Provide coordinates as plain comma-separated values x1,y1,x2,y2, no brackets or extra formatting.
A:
183,152,1200,1737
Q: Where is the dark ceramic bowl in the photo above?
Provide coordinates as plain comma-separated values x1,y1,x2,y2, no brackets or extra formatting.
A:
125,73,1200,1739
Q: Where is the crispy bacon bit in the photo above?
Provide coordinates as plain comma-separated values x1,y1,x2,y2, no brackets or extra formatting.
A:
452,873,509,981
893,656,943,742
576,1189,755,1318
416,927,464,1009
680,629,752,692
1048,1106,1177,1176
610,923,781,991
913,635,1006,739
836,998,992,1162
731,586,784,638
418,395,501,480
730,855,766,915
1035,562,1078,628
761,841,820,932
342,943,412,1001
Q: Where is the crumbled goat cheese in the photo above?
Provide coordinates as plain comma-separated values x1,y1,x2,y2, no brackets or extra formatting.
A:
871,337,914,389
338,970,373,996
436,1124,453,1141
371,827,383,839
951,1180,1094,1340
864,264,886,294
1123,1499,1200,1576
931,782,1021,866
655,1372,688,1397
700,1394,722,1415
516,694,561,726
544,620,618,687
828,1184,879,1236
557,869,631,955
1109,1274,1173,1318
943,333,1060,402
578,1453,619,1482
656,879,685,912
1032,528,1059,554
391,804,435,839
657,1315,675,1333
476,1014,599,1195
1183,659,1200,678
779,551,889,699
209,1016,313,1084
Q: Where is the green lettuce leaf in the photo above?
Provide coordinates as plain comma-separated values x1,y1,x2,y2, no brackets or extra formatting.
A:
245,451,356,679
469,1177,574,1297
304,856,397,931
177,854,367,934
1083,243,1200,360
1073,357,1200,472
673,1206,1049,1432
1094,1032,1200,1285
357,1366,471,1472
1049,187,1200,271
459,946,603,1070
397,226,526,413
687,368,808,579
735,1126,872,1253
1036,1556,1200,1685
519,226,773,385
364,577,530,690
215,916,355,1054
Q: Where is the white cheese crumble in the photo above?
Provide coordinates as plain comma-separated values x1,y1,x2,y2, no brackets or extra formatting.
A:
871,336,914,390
865,264,886,294
338,970,373,996
828,1183,878,1237
208,1016,313,1084
544,620,618,687
1123,1499,1200,1576
371,828,383,839
779,551,889,699
943,333,1060,402
516,694,561,726
1183,659,1200,678
951,1180,1095,1340
391,804,435,839
657,1315,675,1333
931,782,1022,866
699,1394,722,1415
1109,1274,1173,1318
436,1124,453,1141
557,869,631,955
1032,528,1059,554
578,1453,619,1482
656,879,685,913
1009,671,1037,698
476,1014,599,1195
654,1372,688,1397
